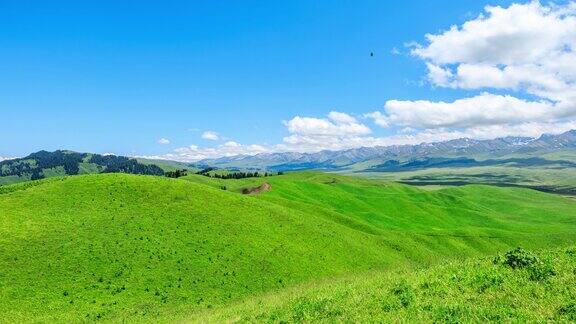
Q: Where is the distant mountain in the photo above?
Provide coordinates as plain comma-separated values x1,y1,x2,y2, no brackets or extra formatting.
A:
198,130,576,171
0,150,165,185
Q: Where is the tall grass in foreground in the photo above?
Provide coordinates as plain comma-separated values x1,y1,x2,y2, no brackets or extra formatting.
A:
197,246,576,322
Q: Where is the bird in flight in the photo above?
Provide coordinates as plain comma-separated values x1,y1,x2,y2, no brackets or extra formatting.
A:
370,52,374,57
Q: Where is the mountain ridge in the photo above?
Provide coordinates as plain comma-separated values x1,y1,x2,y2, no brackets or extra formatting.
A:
197,130,576,171
0,150,165,185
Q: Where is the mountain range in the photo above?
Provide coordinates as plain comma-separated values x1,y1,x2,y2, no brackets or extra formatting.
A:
197,129,576,171
2,130,575,187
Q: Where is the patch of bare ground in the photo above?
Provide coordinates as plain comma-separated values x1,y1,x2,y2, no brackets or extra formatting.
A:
242,182,272,195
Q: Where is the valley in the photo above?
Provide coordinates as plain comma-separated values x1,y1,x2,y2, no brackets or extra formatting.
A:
1,172,575,322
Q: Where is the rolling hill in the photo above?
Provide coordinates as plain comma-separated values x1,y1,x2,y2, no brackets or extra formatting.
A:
1,172,575,321
0,150,166,185
199,245,576,322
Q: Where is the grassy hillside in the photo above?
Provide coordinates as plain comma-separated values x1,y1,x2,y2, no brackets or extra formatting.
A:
355,165,576,195
182,172,576,242
198,246,576,322
0,172,575,322
342,148,576,196
0,150,165,185
136,158,194,172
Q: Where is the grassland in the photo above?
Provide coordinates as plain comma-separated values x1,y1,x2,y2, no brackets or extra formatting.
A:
197,246,576,322
355,165,576,195
342,148,576,194
0,172,575,322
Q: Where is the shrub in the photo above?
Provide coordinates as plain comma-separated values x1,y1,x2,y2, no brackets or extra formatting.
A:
500,248,555,281
527,259,555,281
557,303,576,321
503,247,539,269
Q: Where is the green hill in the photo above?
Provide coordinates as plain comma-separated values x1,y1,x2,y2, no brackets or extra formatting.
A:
0,150,166,185
199,246,576,322
0,172,575,322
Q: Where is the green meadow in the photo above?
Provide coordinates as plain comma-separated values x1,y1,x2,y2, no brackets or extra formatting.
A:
198,246,576,322
0,172,575,322
356,165,576,194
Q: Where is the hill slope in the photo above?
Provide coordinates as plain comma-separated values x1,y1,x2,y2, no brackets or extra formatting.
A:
0,150,165,185
198,246,576,322
0,172,575,321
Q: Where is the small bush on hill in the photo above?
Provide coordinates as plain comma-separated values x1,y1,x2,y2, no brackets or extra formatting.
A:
498,247,555,281
503,247,539,269
557,303,576,321
527,258,556,281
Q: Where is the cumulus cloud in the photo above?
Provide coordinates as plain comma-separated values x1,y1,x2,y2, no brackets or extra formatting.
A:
366,1,576,136
201,131,220,141
284,111,370,136
376,93,561,129
364,111,389,128
412,2,576,66
411,1,576,105
157,138,170,145
277,111,374,151
426,63,454,87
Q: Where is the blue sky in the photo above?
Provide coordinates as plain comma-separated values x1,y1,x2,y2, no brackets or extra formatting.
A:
2,1,575,161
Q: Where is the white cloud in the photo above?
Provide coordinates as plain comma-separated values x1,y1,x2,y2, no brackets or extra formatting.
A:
157,138,170,145
277,111,374,152
365,1,576,133
363,111,388,128
0,156,16,162
327,111,358,124
410,1,576,107
412,2,576,66
201,131,220,141
376,93,560,129
284,111,370,136
426,63,454,87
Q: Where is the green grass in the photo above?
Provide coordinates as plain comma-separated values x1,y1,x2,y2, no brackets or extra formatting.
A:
136,158,193,172
197,245,576,322
0,174,27,185
355,165,576,194
0,172,575,322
